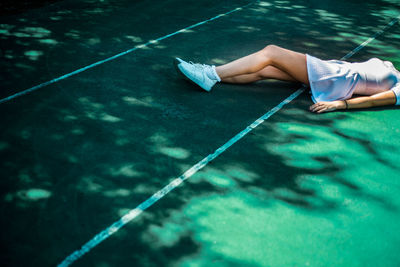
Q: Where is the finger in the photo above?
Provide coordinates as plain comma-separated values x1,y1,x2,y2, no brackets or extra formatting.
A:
310,104,322,111
310,106,318,112
310,103,321,110
314,105,326,112
317,106,331,113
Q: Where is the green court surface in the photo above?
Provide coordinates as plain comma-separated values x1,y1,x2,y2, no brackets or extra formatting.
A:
1,0,400,266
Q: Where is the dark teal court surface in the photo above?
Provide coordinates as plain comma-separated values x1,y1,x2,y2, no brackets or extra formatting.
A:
1,0,400,266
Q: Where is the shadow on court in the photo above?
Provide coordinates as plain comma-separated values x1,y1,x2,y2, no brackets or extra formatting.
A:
1,0,400,266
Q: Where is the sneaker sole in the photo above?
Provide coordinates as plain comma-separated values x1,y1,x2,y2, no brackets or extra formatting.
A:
173,58,210,92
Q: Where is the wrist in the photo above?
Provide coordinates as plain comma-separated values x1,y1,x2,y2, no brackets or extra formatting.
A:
336,100,347,110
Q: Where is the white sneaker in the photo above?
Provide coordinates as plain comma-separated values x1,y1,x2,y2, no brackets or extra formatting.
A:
174,58,217,92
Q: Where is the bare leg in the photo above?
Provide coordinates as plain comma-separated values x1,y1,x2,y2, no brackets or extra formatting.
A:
223,65,297,84
215,45,309,85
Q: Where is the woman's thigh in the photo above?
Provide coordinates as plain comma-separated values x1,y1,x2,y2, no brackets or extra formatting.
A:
264,45,309,85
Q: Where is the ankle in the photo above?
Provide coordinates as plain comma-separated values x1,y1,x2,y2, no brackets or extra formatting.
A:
211,65,221,82
212,65,224,82
205,65,221,82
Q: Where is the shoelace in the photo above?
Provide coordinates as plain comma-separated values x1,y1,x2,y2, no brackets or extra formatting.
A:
189,61,209,70
186,61,211,82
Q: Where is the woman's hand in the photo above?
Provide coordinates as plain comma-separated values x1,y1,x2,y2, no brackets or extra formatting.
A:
310,90,397,113
309,100,345,113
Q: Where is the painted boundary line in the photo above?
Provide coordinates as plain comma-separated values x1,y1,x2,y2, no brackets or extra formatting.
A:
58,86,304,267
341,15,400,60
0,2,254,105
58,15,400,267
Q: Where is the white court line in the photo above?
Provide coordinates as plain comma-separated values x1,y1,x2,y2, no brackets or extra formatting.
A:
0,2,254,105
58,15,400,267
342,15,400,60
58,87,304,267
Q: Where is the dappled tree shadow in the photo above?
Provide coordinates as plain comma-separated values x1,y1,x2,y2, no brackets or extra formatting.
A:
1,0,400,266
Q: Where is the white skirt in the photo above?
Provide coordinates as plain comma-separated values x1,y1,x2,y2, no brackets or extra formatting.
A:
306,54,359,103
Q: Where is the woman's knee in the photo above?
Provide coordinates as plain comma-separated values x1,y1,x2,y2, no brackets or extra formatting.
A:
260,45,283,63
261,44,281,55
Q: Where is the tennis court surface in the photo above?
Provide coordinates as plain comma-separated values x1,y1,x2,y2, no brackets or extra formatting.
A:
1,0,400,266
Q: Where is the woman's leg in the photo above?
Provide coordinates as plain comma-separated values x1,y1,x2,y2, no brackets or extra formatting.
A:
215,45,309,85
223,65,297,84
